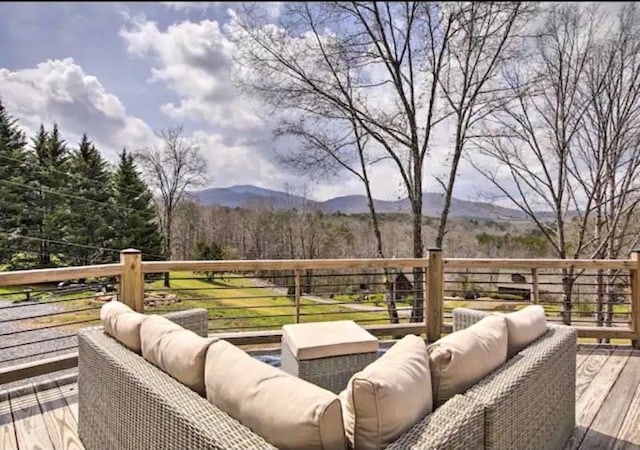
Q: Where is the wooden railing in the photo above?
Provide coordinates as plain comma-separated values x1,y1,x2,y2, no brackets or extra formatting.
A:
1,248,639,384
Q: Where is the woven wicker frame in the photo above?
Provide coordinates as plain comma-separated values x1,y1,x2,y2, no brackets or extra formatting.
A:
162,308,210,337
281,340,377,393
385,395,484,450
452,308,577,450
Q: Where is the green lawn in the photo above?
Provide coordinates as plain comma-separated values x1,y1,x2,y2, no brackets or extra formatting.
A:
0,273,633,341
145,272,388,331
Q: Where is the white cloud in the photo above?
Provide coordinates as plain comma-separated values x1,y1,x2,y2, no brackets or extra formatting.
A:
0,56,295,195
120,17,263,131
162,2,220,12
162,2,283,18
0,58,155,157
192,130,292,189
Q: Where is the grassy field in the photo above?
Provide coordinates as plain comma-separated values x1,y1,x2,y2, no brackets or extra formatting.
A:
0,272,389,333
145,272,387,331
0,272,633,344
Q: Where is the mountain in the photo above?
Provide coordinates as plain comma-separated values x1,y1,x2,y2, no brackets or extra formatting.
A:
190,185,311,210
190,185,530,221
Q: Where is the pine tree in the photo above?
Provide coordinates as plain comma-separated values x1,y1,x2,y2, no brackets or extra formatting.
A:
111,149,163,259
66,134,113,264
0,100,28,264
27,123,70,267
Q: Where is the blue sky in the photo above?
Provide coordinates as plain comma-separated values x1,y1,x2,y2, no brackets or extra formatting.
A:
0,1,493,203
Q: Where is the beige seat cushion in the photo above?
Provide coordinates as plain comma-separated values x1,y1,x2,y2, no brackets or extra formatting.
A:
100,301,147,353
282,320,378,360
340,335,432,450
503,305,547,357
428,315,507,406
141,315,216,395
205,340,346,450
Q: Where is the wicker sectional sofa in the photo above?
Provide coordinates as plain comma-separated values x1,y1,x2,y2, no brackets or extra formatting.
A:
452,308,577,450
77,307,576,450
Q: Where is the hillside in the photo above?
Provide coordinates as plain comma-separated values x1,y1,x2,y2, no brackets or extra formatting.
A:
190,185,530,221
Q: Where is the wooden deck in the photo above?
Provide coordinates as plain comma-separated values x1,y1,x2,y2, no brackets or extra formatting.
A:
0,345,639,450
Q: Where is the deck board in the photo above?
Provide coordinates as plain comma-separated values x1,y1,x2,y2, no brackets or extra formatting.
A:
568,347,632,449
579,349,640,449
0,390,18,450
614,381,640,450
34,380,83,450
574,345,614,400
0,347,639,450
576,344,596,370
54,380,78,422
9,384,53,450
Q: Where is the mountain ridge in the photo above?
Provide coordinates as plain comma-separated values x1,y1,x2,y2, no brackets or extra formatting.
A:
190,185,530,221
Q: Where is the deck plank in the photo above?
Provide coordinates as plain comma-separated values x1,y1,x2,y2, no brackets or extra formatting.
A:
575,345,614,401
9,384,53,450
579,350,640,449
614,362,640,450
576,345,596,370
34,381,83,450
0,390,18,450
566,346,632,450
54,381,78,422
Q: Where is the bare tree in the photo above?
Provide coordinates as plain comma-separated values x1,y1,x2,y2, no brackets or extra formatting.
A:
574,4,640,329
434,2,532,248
470,3,640,324
135,125,207,286
231,1,529,321
276,114,401,322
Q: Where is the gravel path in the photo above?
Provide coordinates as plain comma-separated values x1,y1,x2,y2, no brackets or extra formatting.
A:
0,299,80,389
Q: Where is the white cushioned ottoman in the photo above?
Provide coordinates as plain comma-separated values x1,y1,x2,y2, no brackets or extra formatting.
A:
281,320,379,393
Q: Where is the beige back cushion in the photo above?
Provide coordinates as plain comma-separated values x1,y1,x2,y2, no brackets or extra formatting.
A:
428,315,507,406
504,305,547,357
100,301,147,353
205,340,346,450
340,335,432,450
141,315,216,395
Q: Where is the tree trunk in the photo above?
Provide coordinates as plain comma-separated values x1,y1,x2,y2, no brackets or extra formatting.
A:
561,268,574,325
163,211,172,288
435,127,465,249
410,159,424,323
360,154,399,324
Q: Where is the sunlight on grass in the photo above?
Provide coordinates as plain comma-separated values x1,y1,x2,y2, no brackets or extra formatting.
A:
0,272,633,337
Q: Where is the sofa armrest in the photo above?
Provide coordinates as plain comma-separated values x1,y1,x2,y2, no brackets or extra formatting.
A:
78,327,275,450
384,395,484,450
452,308,489,332
463,325,577,450
163,308,209,337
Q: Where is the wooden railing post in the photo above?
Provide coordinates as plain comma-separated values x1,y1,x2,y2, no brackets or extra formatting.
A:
426,248,444,342
631,250,640,349
531,268,540,304
120,249,144,312
294,270,301,323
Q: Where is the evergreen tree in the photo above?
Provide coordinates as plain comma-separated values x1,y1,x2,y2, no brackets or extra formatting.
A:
111,149,162,259
28,123,70,267
193,240,225,282
66,134,113,264
0,100,28,264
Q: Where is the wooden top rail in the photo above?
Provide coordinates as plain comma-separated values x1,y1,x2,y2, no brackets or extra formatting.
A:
445,258,635,270
142,258,430,273
0,264,123,287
